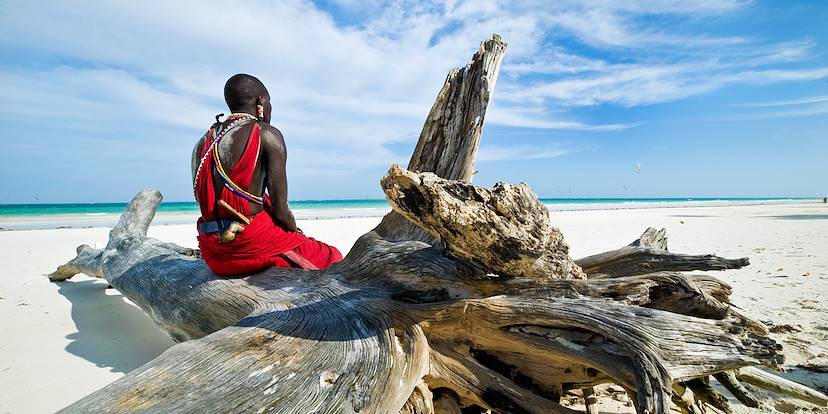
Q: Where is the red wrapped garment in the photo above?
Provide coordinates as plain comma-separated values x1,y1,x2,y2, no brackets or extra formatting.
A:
198,211,342,276
194,119,342,276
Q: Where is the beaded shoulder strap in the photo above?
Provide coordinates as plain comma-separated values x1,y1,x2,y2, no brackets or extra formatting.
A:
211,124,264,205
193,114,258,202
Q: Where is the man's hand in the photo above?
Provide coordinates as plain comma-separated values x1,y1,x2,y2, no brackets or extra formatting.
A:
261,124,298,232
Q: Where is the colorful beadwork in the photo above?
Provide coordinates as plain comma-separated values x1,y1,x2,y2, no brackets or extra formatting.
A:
193,113,263,205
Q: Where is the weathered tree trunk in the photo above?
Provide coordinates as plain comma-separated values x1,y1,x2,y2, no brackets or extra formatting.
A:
51,35,827,413
575,226,750,279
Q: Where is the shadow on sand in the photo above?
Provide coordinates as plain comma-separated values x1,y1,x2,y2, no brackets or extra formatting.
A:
54,279,174,373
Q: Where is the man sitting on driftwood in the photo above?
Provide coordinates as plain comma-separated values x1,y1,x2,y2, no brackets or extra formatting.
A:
191,74,342,276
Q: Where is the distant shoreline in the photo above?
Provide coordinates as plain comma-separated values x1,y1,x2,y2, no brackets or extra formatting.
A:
0,197,815,216
0,198,820,231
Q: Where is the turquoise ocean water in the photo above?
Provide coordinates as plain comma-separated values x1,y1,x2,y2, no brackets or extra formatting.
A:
0,197,815,230
0,198,809,217
0,200,387,217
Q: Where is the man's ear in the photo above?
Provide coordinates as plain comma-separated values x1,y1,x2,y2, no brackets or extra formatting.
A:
256,96,264,120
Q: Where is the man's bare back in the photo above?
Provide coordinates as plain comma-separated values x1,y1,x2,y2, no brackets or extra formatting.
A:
190,75,297,232
190,74,342,275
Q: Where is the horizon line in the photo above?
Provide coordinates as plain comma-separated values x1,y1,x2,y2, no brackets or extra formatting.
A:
0,196,821,207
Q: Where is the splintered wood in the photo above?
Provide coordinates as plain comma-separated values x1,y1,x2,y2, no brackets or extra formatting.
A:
52,35,826,414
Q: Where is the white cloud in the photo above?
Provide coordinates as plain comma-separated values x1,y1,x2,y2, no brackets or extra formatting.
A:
722,94,828,120
477,144,570,162
0,0,825,200
0,67,215,131
519,0,751,49
487,104,636,130
499,63,828,108
719,104,828,120
736,95,828,107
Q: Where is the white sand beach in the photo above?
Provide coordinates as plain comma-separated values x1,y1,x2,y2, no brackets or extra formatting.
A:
1,202,826,413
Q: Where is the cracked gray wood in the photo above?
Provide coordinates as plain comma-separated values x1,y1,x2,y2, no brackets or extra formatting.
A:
575,228,750,278
51,35,826,414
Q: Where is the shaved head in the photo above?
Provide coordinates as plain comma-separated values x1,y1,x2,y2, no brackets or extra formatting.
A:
224,74,269,112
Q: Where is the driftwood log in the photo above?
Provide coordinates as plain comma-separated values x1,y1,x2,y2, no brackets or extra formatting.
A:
51,35,827,414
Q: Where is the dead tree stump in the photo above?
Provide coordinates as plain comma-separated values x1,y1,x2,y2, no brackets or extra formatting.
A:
51,35,826,414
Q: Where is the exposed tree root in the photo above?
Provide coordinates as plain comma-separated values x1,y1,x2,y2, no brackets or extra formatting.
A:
50,35,826,413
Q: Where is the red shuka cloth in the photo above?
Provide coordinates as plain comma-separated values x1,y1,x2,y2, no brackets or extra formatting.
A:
195,121,342,276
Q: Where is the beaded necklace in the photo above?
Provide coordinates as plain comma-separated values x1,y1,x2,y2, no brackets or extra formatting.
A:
212,132,265,205
193,113,262,204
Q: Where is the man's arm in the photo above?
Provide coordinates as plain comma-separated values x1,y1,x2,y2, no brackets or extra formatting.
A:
261,126,298,232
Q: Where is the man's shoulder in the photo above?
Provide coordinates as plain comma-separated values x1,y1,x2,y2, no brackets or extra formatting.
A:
259,123,286,148
193,127,214,149
192,133,206,154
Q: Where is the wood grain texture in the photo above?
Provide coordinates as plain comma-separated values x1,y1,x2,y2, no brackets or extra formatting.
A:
382,165,584,279
576,227,750,278
49,244,104,281
737,367,828,406
713,371,760,408
407,34,506,183
50,35,824,414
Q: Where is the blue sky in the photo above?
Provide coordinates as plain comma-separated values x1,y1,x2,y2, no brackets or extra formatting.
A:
0,0,826,203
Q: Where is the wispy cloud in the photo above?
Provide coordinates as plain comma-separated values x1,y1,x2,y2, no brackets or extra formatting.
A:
478,144,570,162
0,0,825,201
735,95,828,107
487,105,637,130
720,104,828,120
516,65,828,108
1,0,822,134
725,92,828,120
723,96,828,120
